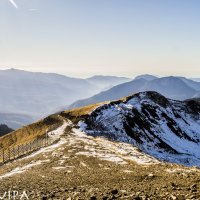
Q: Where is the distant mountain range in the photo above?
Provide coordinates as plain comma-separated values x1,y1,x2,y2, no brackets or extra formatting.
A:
0,69,199,128
0,124,13,137
191,78,200,82
134,74,157,81
86,75,131,91
68,75,200,109
0,69,129,128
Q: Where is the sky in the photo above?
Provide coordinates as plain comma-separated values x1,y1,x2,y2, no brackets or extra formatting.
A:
0,0,200,78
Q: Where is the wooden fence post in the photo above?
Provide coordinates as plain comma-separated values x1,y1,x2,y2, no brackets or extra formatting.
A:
8,148,10,161
18,145,20,157
2,148,5,163
0,132,55,165
13,148,15,159
46,129,48,146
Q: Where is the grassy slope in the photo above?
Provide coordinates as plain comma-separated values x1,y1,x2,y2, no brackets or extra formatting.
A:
0,114,63,149
60,102,104,123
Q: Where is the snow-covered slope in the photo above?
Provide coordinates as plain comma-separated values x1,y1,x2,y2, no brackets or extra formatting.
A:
77,91,200,167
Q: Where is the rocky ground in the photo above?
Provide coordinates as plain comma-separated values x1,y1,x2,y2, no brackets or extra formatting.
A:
0,123,199,200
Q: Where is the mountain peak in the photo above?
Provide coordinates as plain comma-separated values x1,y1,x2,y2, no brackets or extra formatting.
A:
126,91,170,108
134,74,157,81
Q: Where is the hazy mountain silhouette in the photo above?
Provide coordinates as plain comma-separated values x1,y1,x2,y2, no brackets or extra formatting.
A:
68,76,200,109
0,69,130,127
86,75,131,90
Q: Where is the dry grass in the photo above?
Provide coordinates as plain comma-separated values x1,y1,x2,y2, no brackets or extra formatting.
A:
60,102,107,124
0,114,63,150
63,103,105,117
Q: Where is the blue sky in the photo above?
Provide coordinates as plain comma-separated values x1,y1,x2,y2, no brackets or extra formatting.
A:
0,0,200,78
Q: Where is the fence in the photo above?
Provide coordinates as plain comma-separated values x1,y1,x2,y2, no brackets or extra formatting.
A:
0,135,57,165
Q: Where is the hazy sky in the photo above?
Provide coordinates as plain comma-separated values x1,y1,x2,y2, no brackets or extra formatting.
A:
1,0,200,78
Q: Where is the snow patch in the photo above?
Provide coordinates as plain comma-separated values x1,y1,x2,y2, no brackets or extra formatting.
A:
23,121,68,160
0,160,49,179
52,166,66,170
48,120,69,141
71,128,159,165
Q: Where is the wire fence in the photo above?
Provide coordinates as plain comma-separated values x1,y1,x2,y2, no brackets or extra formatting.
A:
0,135,57,165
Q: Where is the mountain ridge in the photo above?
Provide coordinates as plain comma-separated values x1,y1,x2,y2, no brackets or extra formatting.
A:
68,76,200,109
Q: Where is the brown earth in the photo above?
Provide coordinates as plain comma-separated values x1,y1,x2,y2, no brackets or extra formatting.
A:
0,125,199,200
